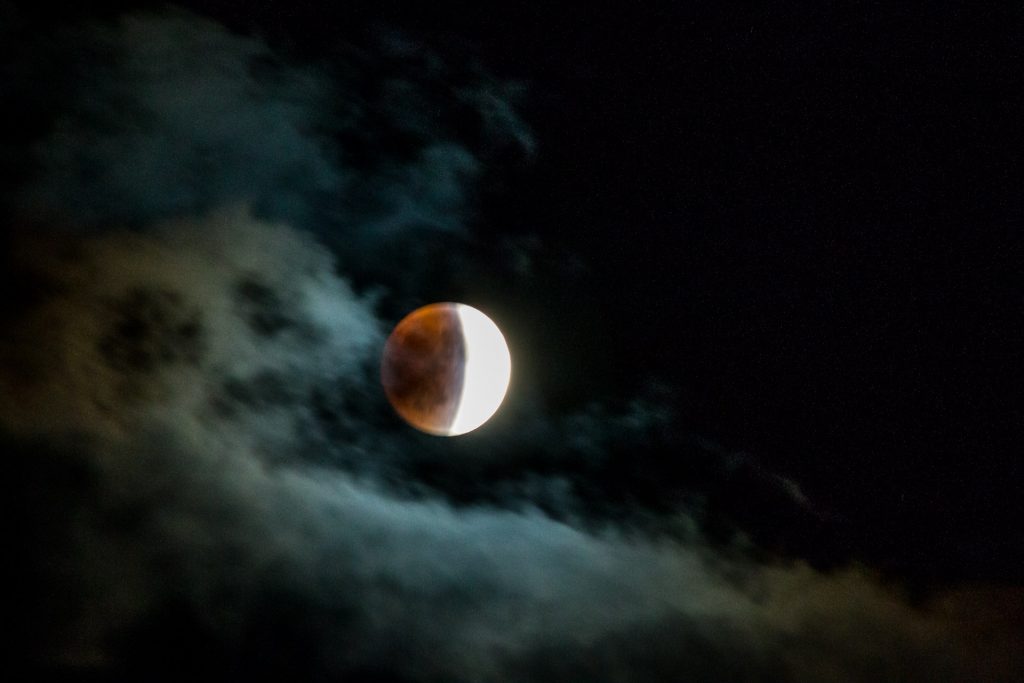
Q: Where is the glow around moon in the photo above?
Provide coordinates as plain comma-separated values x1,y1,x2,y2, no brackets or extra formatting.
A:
381,302,511,436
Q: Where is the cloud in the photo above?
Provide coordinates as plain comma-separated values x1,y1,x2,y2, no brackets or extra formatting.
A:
2,7,1020,682
6,8,531,296
1,206,381,442
14,10,336,228
4,209,1020,682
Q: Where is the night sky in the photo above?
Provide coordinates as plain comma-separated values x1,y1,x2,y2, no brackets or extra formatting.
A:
3,1,1022,680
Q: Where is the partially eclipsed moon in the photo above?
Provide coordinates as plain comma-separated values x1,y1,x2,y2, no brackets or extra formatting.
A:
381,302,512,436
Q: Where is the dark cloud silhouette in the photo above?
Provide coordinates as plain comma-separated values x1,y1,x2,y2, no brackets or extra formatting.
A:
2,7,1021,682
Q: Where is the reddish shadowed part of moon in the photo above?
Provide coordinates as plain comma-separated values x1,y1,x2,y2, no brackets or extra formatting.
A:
381,302,512,436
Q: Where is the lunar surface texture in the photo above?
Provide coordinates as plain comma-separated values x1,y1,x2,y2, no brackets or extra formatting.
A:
381,302,512,436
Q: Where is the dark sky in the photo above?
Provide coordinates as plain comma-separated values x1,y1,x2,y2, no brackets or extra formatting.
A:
2,1,1022,680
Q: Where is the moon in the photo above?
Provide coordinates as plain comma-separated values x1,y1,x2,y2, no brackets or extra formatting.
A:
381,302,512,436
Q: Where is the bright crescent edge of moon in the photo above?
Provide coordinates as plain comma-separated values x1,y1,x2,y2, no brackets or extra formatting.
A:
448,304,512,436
